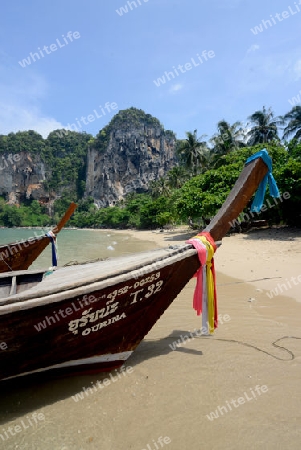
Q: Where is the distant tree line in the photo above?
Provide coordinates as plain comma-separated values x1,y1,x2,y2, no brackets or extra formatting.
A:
0,106,301,228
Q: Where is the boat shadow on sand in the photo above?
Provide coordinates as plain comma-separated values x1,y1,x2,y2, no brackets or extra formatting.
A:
0,330,203,424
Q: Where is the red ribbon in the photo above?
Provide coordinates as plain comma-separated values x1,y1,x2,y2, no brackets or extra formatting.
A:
186,232,218,328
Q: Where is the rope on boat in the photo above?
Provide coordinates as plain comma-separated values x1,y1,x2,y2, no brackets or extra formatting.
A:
63,257,108,266
0,258,12,271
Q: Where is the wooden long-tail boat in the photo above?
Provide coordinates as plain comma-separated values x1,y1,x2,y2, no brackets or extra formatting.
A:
0,156,270,381
0,203,77,273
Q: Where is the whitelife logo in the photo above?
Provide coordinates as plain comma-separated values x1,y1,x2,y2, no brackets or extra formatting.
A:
250,2,301,35
141,436,171,450
206,385,268,421
116,0,149,16
266,274,301,298
288,89,301,106
72,366,134,402
0,413,45,442
18,31,80,68
0,153,21,171
55,101,118,138
153,50,215,87
228,191,291,228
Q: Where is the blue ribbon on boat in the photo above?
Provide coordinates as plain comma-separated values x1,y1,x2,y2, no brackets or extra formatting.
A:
46,231,58,267
245,148,280,212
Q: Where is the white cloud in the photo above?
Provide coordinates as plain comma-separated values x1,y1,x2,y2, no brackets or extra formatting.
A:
169,83,183,93
247,44,260,54
292,59,301,81
0,103,64,138
236,48,300,94
0,59,65,137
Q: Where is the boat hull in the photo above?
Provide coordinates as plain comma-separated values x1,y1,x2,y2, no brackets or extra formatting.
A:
0,247,200,381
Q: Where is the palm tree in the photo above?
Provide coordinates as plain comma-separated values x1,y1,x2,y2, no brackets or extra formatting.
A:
281,106,301,142
246,106,279,145
167,166,189,189
149,177,170,198
176,130,209,175
210,120,246,155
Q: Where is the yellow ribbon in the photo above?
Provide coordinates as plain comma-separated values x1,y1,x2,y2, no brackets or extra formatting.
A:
192,235,215,334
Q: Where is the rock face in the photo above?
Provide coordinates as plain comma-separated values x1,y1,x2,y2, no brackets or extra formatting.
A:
0,109,178,208
86,109,177,207
0,152,49,204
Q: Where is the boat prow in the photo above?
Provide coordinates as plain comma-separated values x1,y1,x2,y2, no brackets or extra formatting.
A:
0,153,272,381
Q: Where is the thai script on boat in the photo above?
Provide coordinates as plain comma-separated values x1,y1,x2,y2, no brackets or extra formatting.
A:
33,293,103,333
81,312,127,336
101,271,161,302
68,271,164,336
68,299,120,335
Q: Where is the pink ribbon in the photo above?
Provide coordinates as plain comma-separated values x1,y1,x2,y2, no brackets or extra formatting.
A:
186,238,207,316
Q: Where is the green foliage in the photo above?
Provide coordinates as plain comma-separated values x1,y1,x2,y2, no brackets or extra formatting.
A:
1,107,301,229
286,140,301,160
175,164,238,220
275,158,301,226
282,106,301,142
176,130,208,175
0,129,92,200
107,107,162,129
210,120,245,158
246,106,279,145
43,130,92,196
0,131,45,154
175,143,293,224
64,192,178,229
0,200,50,227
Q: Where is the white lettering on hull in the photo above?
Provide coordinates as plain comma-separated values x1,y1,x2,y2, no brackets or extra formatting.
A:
67,272,164,337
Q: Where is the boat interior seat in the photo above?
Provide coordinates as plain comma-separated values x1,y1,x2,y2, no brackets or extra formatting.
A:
0,271,46,298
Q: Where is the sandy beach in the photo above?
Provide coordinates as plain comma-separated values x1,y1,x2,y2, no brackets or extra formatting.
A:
1,226,301,450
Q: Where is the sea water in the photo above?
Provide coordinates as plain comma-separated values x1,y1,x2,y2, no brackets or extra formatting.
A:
0,228,157,269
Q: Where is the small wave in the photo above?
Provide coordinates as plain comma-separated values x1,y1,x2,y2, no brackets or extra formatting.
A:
107,245,115,251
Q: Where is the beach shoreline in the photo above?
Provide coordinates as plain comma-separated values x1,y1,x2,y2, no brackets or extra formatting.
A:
107,225,301,304
1,225,301,449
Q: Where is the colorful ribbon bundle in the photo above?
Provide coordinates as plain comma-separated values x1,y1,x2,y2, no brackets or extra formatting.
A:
186,232,217,335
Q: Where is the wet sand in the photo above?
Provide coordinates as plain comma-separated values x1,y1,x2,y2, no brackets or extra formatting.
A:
1,227,301,450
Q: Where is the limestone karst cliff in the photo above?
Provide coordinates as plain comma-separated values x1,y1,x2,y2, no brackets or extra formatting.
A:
86,108,178,207
0,108,178,208
0,151,49,205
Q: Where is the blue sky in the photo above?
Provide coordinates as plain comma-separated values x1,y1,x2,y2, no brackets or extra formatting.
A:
1,0,301,140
